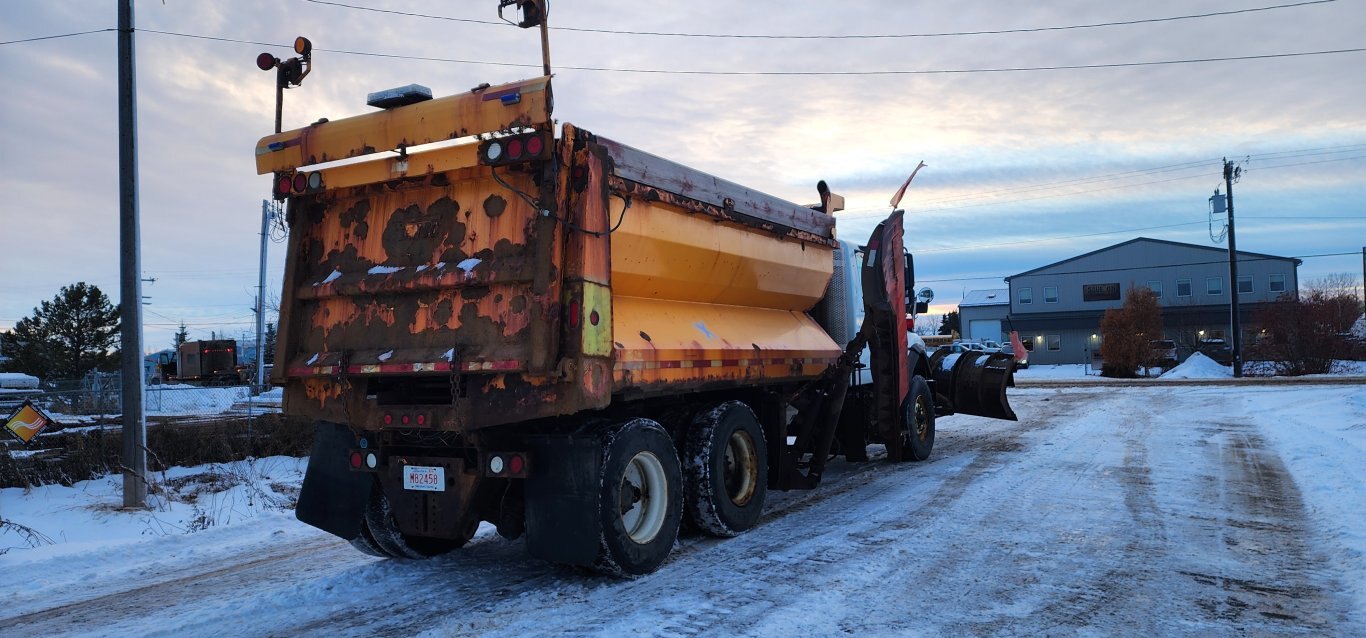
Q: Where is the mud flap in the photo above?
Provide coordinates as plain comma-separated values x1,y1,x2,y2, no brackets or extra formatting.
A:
524,434,601,565
295,421,375,540
928,350,1018,421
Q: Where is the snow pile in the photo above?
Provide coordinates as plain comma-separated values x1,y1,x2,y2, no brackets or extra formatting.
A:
0,372,40,389
1160,352,1232,379
0,456,305,562
1352,314,1366,339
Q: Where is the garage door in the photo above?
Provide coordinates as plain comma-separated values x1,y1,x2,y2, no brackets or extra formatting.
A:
968,319,1002,343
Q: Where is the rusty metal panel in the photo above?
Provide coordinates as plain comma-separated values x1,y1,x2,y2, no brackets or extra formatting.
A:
597,136,835,241
283,170,543,378
255,76,551,174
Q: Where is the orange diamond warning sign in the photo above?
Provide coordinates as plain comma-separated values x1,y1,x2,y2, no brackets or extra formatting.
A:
5,401,54,445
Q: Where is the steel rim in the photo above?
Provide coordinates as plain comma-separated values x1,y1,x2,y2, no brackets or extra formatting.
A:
723,430,759,506
909,395,930,443
619,451,668,544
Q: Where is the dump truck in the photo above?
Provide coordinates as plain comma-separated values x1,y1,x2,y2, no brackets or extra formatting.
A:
254,4,1014,576
173,339,240,385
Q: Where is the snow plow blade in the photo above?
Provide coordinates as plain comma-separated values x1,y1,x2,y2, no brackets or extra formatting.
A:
928,350,1018,421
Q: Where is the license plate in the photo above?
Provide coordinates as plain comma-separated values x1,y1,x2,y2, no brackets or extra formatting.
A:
403,465,446,492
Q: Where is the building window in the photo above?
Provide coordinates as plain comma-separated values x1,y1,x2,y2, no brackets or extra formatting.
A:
1238,275,1253,294
1269,274,1286,293
1177,279,1191,297
1044,286,1058,303
1047,334,1061,351
1019,287,1033,305
1207,277,1223,295
1146,280,1162,297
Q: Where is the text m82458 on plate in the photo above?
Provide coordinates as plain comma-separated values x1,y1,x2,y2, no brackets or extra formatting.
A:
403,465,446,492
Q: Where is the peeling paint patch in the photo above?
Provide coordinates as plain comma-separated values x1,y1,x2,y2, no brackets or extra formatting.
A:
369,265,405,275
378,350,394,361
457,257,482,271
306,353,320,365
443,348,455,361
321,270,343,285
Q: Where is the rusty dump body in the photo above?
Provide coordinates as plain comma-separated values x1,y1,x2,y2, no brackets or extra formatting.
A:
258,76,842,434
260,71,1013,573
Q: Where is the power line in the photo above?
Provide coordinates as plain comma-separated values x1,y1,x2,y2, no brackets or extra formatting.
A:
301,0,1336,40
0,28,115,46
135,29,1366,76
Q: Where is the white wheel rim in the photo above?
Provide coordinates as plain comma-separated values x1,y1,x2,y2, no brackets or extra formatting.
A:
619,451,668,544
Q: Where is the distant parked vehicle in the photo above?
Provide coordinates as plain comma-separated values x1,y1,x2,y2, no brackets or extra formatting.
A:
1198,339,1233,365
1149,340,1177,368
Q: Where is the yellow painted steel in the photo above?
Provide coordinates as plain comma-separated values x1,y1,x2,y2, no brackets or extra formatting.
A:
255,76,551,175
609,196,834,311
581,281,613,357
310,143,481,191
611,295,841,389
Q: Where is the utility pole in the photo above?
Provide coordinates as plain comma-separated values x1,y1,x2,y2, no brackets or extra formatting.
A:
118,0,148,508
254,200,273,391
1223,158,1242,378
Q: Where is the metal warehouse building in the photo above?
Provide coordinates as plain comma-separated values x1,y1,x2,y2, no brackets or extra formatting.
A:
981,237,1300,365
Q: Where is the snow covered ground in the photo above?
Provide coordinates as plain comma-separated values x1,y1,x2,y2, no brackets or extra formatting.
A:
1,383,1363,636
1014,357,1366,381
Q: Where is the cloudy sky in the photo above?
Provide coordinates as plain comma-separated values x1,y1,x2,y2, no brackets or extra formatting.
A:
2,0,1363,352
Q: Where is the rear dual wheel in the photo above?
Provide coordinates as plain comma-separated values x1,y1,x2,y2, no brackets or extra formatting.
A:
594,418,684,576
684,401,768,537
350,481,471,559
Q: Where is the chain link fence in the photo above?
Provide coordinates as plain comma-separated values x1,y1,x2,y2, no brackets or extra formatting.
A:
1,376,306,489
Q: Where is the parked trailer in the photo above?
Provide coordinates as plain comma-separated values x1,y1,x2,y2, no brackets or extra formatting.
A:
174,340,240,385
256,4,1014,576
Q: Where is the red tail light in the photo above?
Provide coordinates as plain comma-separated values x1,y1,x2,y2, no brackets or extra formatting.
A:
275,174,292,198
509,454,525,475
525,135,544,156
292,172,308,193
568,299,581,328
349,451,363,469
507,138,524,160
383,414,393,425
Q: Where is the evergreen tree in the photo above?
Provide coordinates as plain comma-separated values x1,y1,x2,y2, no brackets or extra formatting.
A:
938,311,961,337
263,321,278,365
0,282,120,380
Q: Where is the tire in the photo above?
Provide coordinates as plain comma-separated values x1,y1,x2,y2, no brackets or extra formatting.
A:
684,401,767,537
348,517,389,558
593,418,683,576
361,482,469,559
891,375,935,462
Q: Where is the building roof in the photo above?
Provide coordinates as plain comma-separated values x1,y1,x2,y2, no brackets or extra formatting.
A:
1005,237,1303,281
960,289,1009,307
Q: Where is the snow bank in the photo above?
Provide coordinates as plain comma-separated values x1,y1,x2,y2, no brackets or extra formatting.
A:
0,456,306,563
0,373,39,389
1160,352,1232,379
